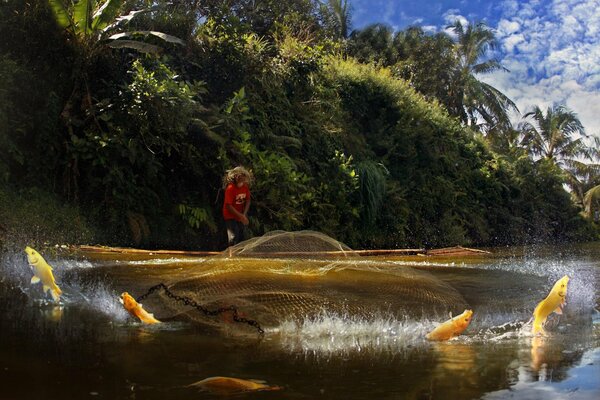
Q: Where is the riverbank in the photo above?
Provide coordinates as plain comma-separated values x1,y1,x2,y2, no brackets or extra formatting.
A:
2,184,598,255
0,186,97,252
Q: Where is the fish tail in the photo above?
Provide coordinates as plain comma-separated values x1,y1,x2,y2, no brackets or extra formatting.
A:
531,318,546,336
50,287,61,302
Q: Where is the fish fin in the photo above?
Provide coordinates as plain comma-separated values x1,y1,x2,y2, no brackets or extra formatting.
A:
119,297,124,305
449,312,453,319
50,289,60,302
43,285,50,293
554,306,562,315
31,276,40,284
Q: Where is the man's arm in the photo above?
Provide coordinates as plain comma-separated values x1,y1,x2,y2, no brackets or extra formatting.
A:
226,204,249,225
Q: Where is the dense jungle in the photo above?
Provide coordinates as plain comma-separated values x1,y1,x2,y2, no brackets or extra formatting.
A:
1,0,599,251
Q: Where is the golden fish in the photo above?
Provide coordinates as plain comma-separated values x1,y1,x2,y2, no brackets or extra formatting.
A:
532,275,569,336
120,292,161,324
426,309,474,341
24,246,62,302
188,376,282,395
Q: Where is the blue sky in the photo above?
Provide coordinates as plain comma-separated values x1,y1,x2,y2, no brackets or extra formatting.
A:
350,0,600,137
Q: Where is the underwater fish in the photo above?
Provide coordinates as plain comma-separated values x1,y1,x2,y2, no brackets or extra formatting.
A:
120,292,161,324
188,376,282,395
532,275,569,336
426,309,473,341
24,246,62,302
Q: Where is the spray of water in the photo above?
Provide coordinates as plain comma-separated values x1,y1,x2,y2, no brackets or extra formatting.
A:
0,248,128,321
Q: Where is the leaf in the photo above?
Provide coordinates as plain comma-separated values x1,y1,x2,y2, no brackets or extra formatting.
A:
102,8,148,33
73,0,93,36
146,31,185,45
92,0,123,31
108,31,185,45
107,40,162,54
47,0,73,29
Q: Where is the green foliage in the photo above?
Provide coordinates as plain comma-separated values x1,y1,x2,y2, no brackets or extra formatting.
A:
1,1,597,250
0,186,96,251
178,204,217,231
0,56,23,182
356,160,387,225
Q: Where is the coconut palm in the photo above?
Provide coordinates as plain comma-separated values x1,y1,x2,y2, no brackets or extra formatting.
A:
325,0,351,39
347,23,396,65
520,105,596,162
392,26,455,103
520,105,600,210
446,21,518,132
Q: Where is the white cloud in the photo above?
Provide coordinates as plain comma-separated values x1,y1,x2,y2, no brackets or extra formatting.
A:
422,25,438,34
567,91,600,136
502,34,525,53
442,9,468,26
497,19,520,35
494,0,600,136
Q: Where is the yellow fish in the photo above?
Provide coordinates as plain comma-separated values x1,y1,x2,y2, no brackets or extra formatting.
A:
188,376,282,395
120,292,161,324
426,309,474,341
24,246,62,302
532,275,569,336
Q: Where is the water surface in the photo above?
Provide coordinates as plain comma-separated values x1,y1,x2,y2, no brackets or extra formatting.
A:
1,242,599,399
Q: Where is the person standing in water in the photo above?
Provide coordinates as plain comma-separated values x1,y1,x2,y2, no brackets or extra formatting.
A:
222,166,253,249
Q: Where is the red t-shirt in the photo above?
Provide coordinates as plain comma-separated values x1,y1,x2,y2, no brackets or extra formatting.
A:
222,183,251,221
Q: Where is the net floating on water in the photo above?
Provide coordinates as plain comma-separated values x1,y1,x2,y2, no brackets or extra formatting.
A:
144,231,471,334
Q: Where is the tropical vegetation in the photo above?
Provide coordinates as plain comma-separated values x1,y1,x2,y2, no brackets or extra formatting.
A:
0,0,598,251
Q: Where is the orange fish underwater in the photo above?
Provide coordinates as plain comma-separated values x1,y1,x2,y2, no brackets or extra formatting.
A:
120,292,161,324
426,309,474,341
188,376,282,395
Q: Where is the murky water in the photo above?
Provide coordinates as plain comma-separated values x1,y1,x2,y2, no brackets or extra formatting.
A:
1,242,599,399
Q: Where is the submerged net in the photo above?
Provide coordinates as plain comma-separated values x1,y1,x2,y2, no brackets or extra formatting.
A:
143,231,468,334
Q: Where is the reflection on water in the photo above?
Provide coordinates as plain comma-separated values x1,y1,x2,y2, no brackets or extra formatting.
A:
0,242,599,399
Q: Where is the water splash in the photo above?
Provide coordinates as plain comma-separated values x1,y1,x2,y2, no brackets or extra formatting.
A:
0,248,128,322
274,311,436,354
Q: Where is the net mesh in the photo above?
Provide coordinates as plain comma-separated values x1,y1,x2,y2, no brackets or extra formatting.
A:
221,230,354,259
144,231,468,333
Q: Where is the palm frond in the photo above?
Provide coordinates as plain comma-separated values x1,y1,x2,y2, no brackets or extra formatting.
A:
47,0,73,30
92,0,123,31
73,0,94,36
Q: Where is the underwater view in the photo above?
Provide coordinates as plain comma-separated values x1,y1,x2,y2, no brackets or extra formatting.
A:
1,232,599,399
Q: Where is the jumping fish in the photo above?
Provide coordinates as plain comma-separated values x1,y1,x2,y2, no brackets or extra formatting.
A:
24,246,62,302
532,275,569,336
188,376,282,395
120,292,161,324
426,309,473,341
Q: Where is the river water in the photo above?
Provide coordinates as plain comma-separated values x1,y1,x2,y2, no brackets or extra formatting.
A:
1,241,599,399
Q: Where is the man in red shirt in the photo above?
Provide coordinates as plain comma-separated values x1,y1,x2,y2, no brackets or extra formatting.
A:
222,166,253,248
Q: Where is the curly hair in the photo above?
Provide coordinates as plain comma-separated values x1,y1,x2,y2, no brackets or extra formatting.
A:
222,166,254,188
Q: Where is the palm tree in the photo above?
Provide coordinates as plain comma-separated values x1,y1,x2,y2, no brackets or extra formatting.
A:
392,26,455,102
446,21,518,132
326,0,351,39
347,23,396,65
520,105,600,208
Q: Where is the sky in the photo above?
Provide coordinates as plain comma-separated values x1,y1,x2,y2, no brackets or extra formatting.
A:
350,0,600,137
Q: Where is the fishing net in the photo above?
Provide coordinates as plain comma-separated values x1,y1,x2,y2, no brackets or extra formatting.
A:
143,231,468,334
